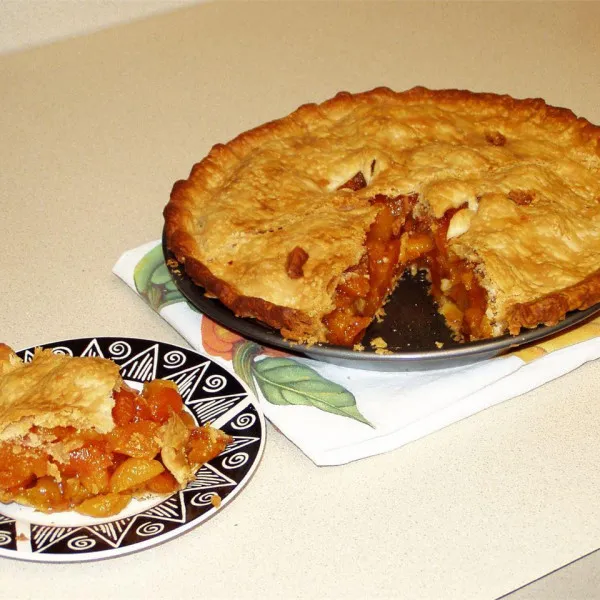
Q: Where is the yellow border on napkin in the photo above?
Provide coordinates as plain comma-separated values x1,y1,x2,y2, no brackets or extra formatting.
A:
512,316,600,363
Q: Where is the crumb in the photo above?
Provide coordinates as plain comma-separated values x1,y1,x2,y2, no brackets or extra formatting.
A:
166,258,179,269
374,306,387,323
435,341,444,349
16,533,29,542
370,337,388,350
353,343,365,352
374,348,392,355
211,493,222,508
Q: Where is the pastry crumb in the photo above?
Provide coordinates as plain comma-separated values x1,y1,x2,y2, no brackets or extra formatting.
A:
370,337,388,350
211,493,222,508
375,348,392,355
435,341,444,349
374,307,387,323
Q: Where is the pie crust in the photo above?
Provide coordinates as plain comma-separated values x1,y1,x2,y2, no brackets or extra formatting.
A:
164,86,600,346
0,345,120,442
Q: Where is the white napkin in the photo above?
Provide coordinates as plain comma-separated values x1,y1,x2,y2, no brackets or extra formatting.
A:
113,240,600,465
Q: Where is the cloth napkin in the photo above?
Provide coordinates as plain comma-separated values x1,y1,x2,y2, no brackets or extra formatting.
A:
113,240,600,466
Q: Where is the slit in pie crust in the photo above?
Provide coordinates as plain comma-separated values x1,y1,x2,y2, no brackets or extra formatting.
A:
0,345,231,516
164,87,600,348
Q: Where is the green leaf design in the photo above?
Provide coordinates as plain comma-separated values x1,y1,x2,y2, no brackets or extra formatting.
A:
133,245,185,311
252,357,372,427
147,285,163,310
134,244,165,295
232,341,261,397
150,262,173,285
164,279,178,292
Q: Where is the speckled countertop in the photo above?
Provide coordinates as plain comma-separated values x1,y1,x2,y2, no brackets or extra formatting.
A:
1,2,599,598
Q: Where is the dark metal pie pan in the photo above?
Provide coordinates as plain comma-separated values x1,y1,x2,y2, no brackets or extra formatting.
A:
163,235,600,371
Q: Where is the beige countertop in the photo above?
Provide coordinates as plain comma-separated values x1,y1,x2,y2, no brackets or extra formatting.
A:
1,2,600,598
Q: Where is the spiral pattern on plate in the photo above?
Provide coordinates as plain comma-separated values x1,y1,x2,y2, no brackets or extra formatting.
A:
163,350,187,368
51,346,74,357
67,535,96,551
190,492,218,507
136,522,165,537
108,340,132,359
202,374,227,393
222,452,249,469
0,532,12,546
231,412,256,430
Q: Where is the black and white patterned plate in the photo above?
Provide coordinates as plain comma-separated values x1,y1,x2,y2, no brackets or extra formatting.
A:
0,337,265,563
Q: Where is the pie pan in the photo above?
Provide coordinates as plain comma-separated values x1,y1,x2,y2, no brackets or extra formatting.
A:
163,235,600,371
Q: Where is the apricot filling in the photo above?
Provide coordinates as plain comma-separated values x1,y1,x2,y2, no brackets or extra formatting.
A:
0,380,231,516
402,207,492,341
323,173,491,347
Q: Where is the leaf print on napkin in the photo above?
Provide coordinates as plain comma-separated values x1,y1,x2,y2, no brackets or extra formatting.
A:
134,245,184,311
252,357,373,427
231,341,261,397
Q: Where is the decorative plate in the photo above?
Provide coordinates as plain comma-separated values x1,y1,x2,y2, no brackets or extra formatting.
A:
0,337,265,563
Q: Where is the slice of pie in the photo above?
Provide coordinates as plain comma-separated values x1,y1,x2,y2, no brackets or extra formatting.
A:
0,344,231,516
164,87,600,348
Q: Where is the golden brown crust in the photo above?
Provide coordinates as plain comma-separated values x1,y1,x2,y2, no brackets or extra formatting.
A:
0,344,22,377
182,256,316,341
164,86,600,343
0,348,121,441
159,412,192,485
507,268,600,334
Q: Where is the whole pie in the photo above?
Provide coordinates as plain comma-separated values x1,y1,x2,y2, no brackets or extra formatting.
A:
164,87,600,348
0,344,231,516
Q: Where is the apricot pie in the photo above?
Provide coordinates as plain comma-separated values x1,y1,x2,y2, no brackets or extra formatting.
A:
164,87,600,348
0,344,231,516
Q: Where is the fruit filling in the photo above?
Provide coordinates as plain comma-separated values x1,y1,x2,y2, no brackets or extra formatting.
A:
0,380,231,516
402,207,492,341
323,174,491,347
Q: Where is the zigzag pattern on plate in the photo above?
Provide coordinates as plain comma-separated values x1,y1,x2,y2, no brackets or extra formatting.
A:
29,463,238,553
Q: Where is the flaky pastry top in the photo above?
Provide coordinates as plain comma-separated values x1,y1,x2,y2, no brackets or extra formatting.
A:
0,347,121,442
165,87,600,339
